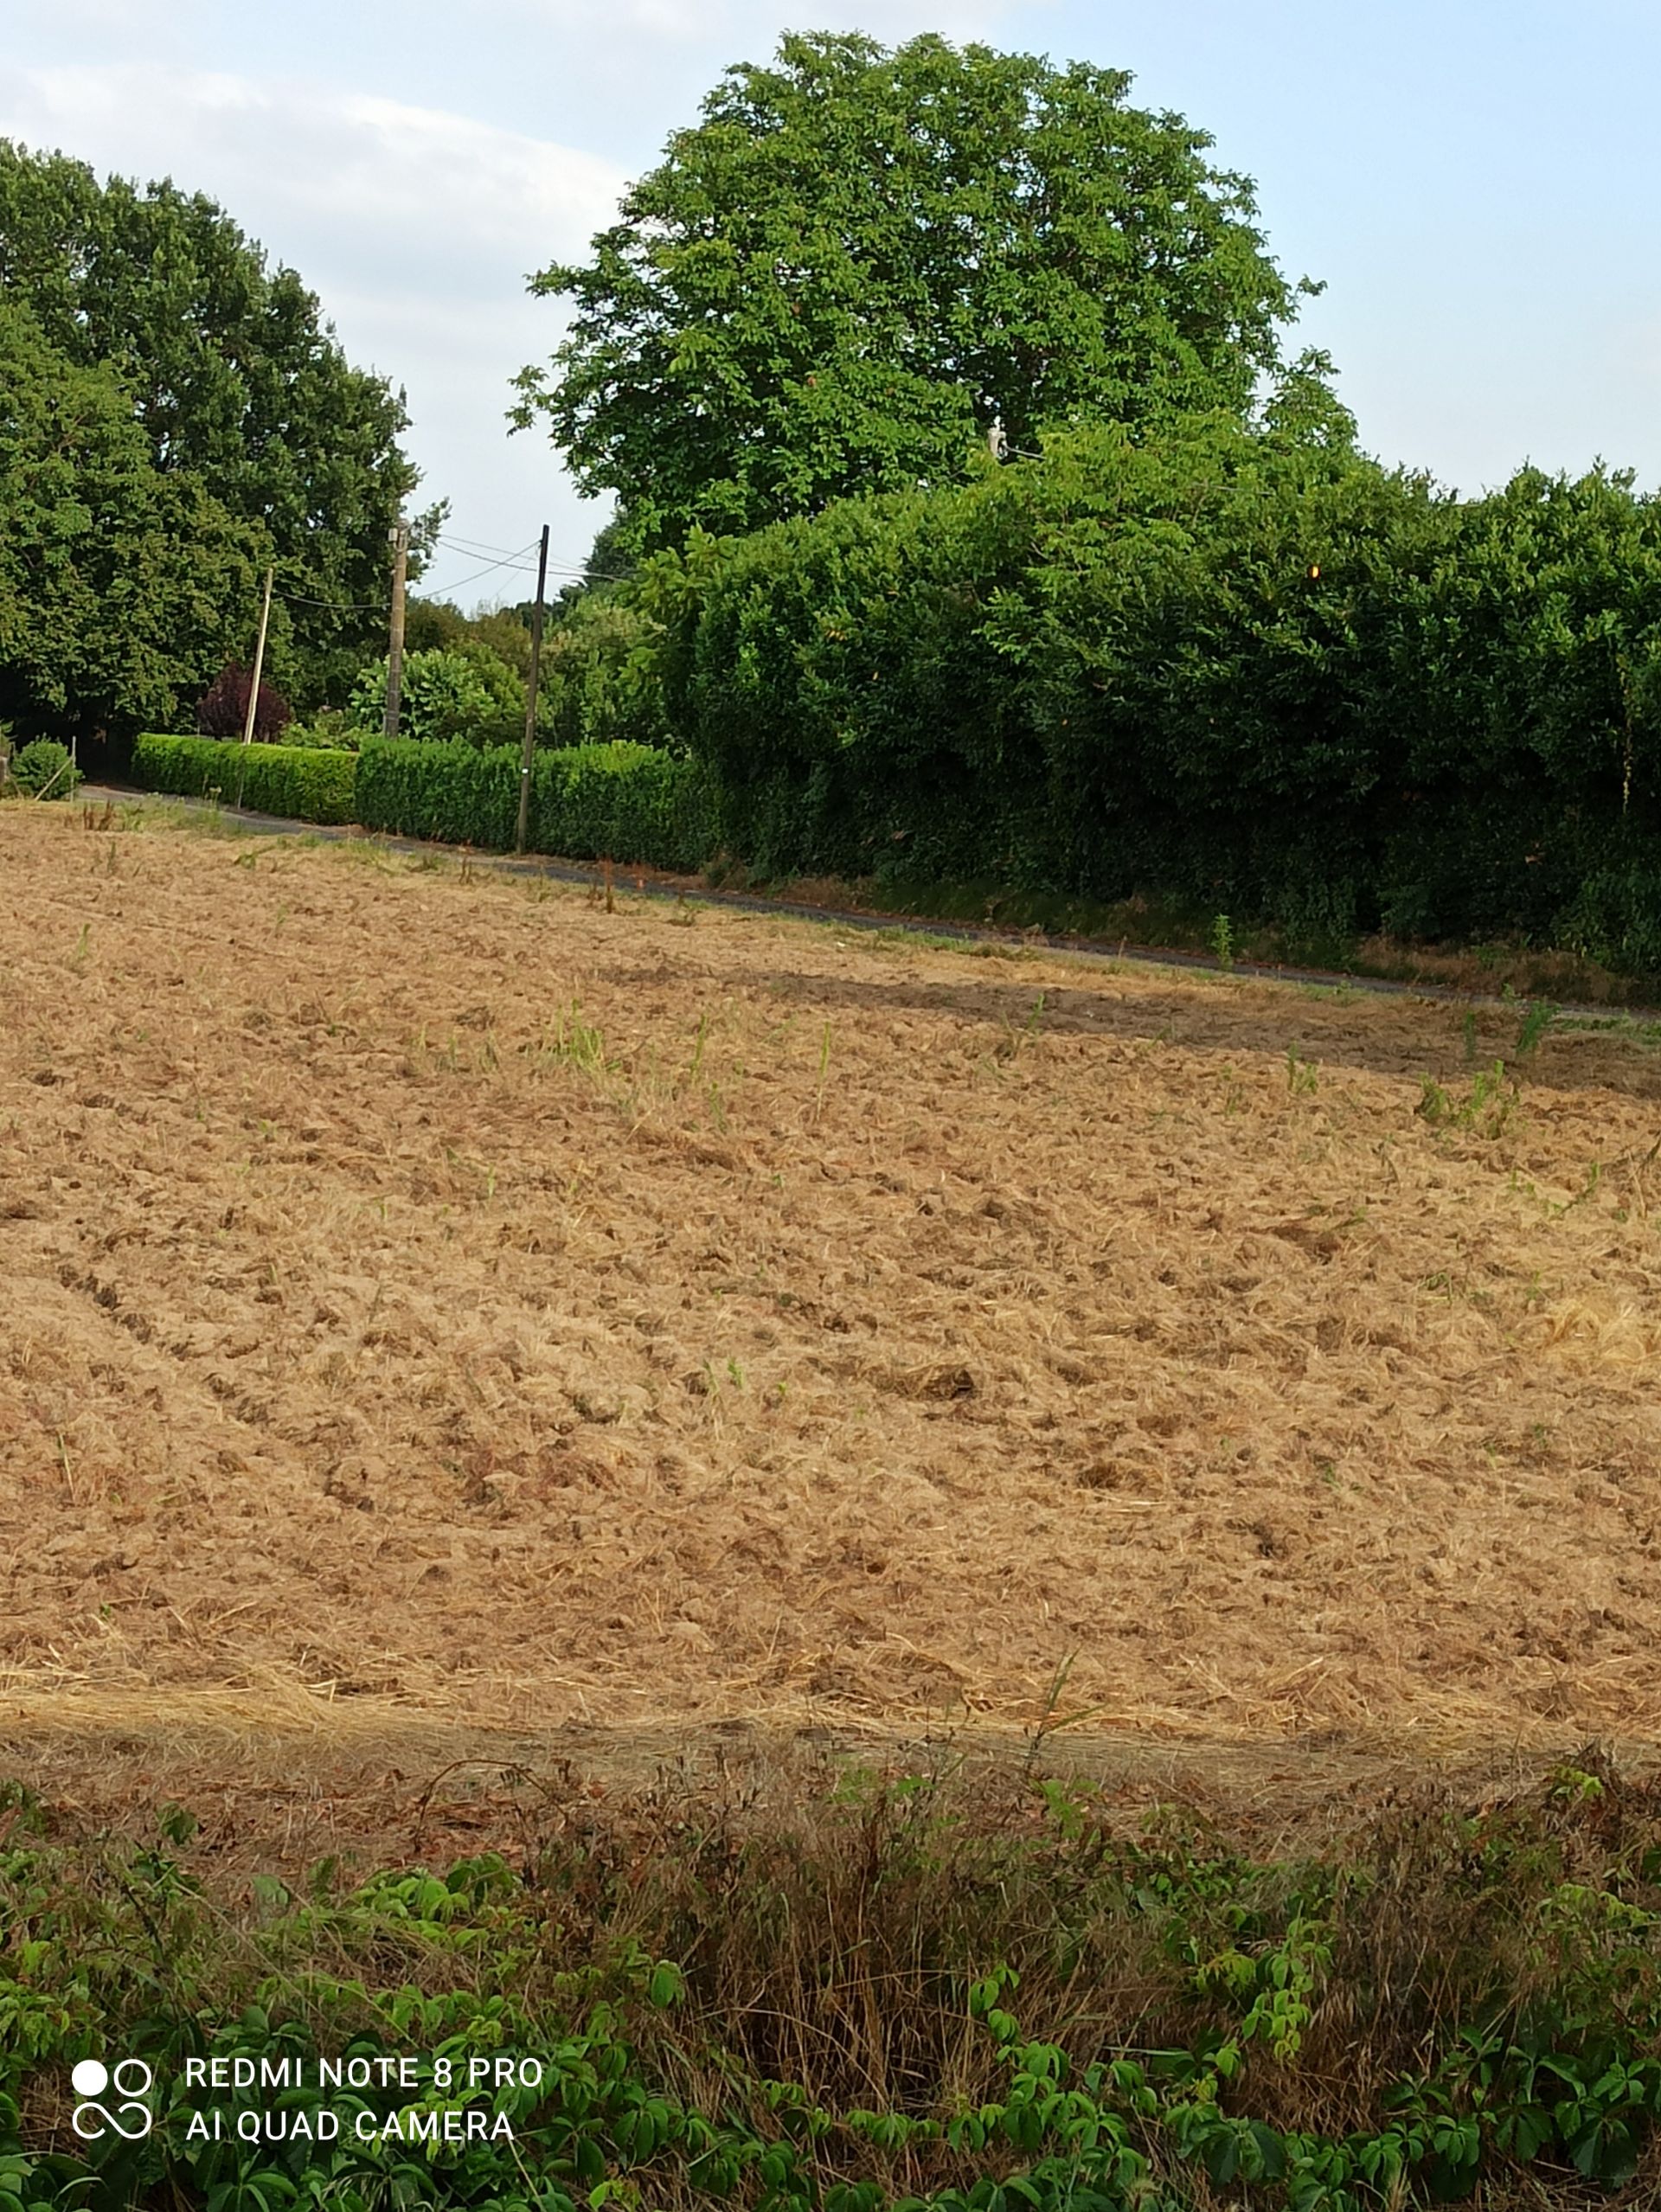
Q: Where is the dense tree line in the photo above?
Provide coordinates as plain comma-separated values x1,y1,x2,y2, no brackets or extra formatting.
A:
0,140,435,747
0,298,262,741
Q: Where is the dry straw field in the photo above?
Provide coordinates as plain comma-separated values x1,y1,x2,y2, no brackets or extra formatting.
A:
6,802,1661,1788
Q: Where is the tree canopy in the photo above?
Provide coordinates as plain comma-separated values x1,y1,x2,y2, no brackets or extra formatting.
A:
0,139,439,712
0,300,265,740
516,31,1323,551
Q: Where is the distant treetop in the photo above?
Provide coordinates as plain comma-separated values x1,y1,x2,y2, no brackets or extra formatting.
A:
0,138,442,710
515,31,1332,553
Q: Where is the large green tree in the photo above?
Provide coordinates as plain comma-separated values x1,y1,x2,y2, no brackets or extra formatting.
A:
0,140,439,709
0,301,265,740
516,31,1322,551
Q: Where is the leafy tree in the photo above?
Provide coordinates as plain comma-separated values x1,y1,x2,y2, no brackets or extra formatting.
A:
580,515,637,588
516,31,1320,550
404,596,538,690
0,298,265,739
0,139,441,708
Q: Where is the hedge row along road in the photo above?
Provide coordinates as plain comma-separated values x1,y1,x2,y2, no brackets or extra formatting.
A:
96,771,1661,1024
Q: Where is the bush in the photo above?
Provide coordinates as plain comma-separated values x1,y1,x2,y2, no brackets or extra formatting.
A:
129,731,713,864
535,741,718,870
197,664,292,741
641,424,1661,969
132,734,356,824
538,595,672,749
356,739,717,870
353,736,517,845
6,738,81,798
283,709,359,751
9,1757,1661,2209
347,649,523,747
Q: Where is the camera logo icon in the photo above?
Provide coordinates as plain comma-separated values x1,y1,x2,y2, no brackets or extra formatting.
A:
71,2058,155,2140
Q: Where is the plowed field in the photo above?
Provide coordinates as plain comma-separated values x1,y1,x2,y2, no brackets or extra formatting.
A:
6,802,1661,1786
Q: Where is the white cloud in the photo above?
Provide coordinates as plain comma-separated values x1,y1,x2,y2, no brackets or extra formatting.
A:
1,65,623,284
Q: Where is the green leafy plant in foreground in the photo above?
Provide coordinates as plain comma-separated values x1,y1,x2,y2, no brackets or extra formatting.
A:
10,1760,1661,2208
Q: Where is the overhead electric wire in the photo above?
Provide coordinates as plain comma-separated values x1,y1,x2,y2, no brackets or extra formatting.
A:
276,587,392,612
265,535,629,619
436,531,538,561
405,541,543,599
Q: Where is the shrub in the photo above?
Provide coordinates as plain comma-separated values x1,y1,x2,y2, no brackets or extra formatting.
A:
283,709,359,751
6,738,81,798
197,664,292,741
132,734,356,824
639,424,1661,970
347,649,521,747
353,737,517,845
539,596,672,749
535,741,717,870
356,739,717,870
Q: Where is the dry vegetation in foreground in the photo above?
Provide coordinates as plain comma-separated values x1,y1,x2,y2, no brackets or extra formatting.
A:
5,803,1661,1765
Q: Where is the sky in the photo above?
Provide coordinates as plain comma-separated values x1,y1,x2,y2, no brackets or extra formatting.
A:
4,0,1659,606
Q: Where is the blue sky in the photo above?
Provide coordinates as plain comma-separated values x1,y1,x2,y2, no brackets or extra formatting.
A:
4,0,1658,604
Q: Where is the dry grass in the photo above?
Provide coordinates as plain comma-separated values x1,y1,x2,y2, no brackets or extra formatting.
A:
6,802,1661,1767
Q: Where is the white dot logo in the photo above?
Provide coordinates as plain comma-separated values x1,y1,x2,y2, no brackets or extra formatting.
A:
71,2056,154,2140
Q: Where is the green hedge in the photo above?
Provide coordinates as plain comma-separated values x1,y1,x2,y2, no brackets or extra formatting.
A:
130,734,718,874
133,734,357,824
356,738,718,872
636,420,1661,965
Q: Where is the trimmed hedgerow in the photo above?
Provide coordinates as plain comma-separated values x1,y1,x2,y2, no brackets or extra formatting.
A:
132,734,357,825
636,420,1661,970
131,733,719,872
351,736,516,847
356,739,718,872
535,741,718,871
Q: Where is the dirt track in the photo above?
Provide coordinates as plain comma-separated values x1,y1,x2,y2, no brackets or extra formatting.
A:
6,801,1661,1809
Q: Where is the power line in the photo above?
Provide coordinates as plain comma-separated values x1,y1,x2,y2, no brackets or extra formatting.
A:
276,587,390,612
269,536,631,618
437,531,539,561
403,542,543,599
439,531,633,588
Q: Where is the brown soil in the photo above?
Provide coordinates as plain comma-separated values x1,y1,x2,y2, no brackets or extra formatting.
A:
6,801,1661,1811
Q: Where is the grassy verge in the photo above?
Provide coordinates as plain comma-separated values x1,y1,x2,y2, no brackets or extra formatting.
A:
702,863,1661,1009
83,766,1661,1008
6,1753,1661,2209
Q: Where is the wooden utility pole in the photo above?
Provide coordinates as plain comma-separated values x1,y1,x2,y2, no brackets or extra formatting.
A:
384,517,411,741
235,564,274,810
515,524,550,856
